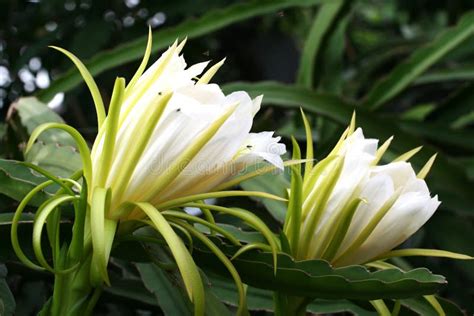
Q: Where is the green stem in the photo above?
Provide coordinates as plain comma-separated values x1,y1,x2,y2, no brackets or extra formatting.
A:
49,245,100,315
51,270,68,315
273,293,309,316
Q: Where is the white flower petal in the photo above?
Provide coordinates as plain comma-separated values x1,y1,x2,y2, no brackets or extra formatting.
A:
235,132,286,170
371,161,418,191
156,92,257,199
340,193,439,265
337,173,395,256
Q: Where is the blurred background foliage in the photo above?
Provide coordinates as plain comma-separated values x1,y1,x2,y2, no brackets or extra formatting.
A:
1,0,474,315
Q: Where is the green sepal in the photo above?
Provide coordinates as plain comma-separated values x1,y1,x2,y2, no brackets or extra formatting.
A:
131,202,205,316
118,41,180,126
90,187,117,286
374,248,473,261
155,190,286,210
49,46,106,129
417,154,437,179
333,188,401,266
95,77,126,188
185,203,280,275
279,232,291,255
283,138,303,257
162,210,241,246
173,220,249,316
320,198,364,261
32,195,78,273
125,26,152,94
198,58,226,84
214,159,308,191
372,136,393,165
393,146,422,162
25,122,92,187
110,92,172,208
68,176,88,263
300,109,314,179
370,300,391,316
11,180,54,271
231,243,273,261
298,156,344,258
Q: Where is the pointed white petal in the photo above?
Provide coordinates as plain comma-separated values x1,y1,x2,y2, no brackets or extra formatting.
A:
339,192,439,265
234,132,286,170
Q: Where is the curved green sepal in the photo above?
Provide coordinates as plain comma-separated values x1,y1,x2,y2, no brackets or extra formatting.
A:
49,46,106,129
132,202,205,316
374,248,473,261
214,159,308,191
173,220,248,315
95,77,126,188
25,123,93,186
185,203,279,275
11,180,54,271
32,195,78,272
155,190,286,211
162,210,241,246
197,58,226,84
125,27,153,94
90,187,116,286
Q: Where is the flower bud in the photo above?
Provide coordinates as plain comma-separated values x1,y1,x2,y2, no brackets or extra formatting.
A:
297,127,440,266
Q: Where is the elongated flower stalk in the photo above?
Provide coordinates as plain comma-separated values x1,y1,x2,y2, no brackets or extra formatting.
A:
11,30,286,316
276,111,472,316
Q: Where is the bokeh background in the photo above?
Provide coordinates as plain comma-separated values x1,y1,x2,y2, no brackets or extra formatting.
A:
1,0,474,314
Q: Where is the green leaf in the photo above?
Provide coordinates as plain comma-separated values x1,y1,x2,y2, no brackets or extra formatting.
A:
0,264,15,316
37,0,328,102
207,272,376,315
193,238,446,300
399,296,465,316
398,121,474,152
427,82,474,128
427,214,474,281
240,170,290,223
25,122,91,185
195,223,266,244
136,263,232,316
361,11,474,110
221,82,474,214
136,263,194,316
296,0,347,88
319,13,351,93
0,159,51,206
104,277,158,307
414,64,474,85
24,142,82,178
7,97,75,146
6,97,82,177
